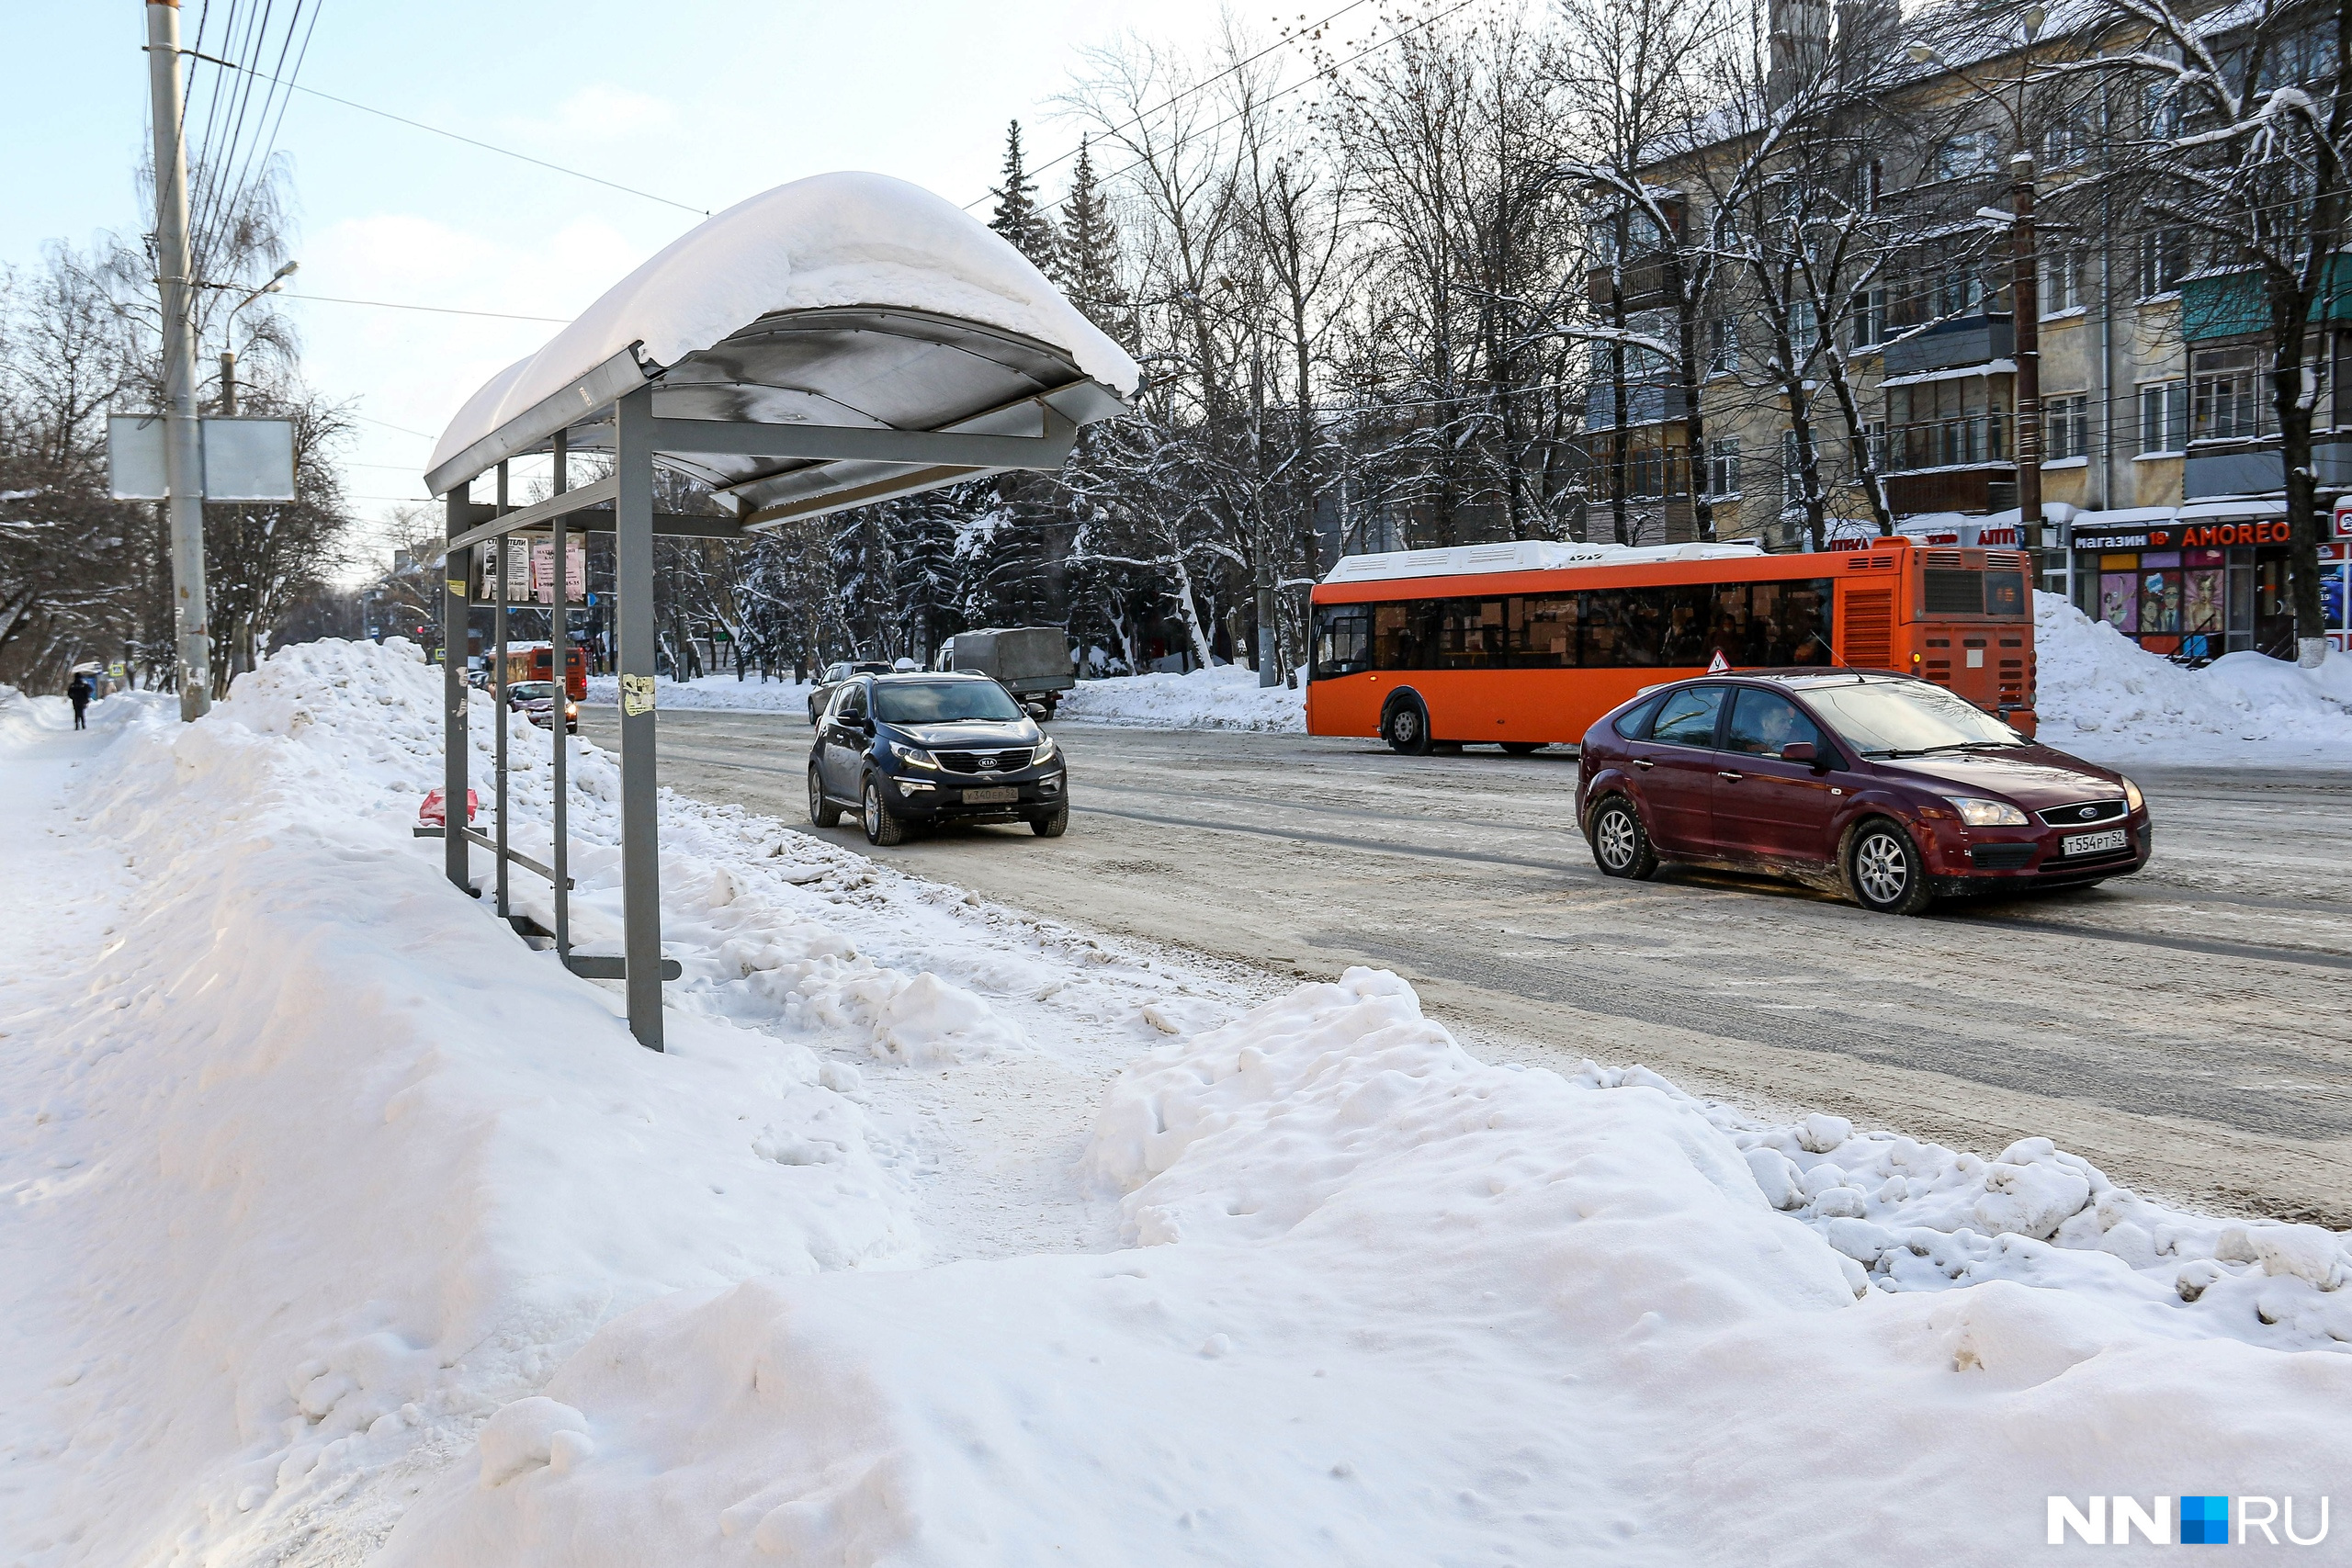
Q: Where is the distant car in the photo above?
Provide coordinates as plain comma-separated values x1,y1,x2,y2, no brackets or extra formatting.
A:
808,671,1068,846
1575,671,2149,915
806,660,895,726
508,679,577,733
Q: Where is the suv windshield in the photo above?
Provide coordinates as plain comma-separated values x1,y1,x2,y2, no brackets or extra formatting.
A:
874,679,1023,725
1803,679,2022,757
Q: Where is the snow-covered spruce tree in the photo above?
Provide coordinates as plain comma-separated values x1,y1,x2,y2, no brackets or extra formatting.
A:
990,120,1062,274
2063,0,2348,665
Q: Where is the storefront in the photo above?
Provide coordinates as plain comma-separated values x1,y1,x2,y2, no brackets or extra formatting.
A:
2066,502,2349,660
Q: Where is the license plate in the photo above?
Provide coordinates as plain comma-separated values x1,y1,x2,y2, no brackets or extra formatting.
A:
962,786,1018,805
2062,828,2128,856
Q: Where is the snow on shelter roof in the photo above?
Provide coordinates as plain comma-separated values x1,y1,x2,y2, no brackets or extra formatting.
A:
424,173,1138,521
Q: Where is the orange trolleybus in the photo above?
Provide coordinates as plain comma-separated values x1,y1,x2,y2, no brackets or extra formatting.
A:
1306,535,2036,752
502,640,590,702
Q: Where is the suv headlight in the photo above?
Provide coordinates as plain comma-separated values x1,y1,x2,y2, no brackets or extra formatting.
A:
1947,795,2029,827
2122,777,2143,812
1032,735,1058,765
887,740,938,770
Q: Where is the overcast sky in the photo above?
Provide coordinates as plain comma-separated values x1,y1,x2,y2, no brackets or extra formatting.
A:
5,1,1266,560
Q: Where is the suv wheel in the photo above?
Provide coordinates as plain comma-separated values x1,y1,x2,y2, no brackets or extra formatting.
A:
808,765,841,828
1382,694,1432,756
1589,796,1658,880
1848,818,1931,915
1031,804,1069,838
863,779,906,846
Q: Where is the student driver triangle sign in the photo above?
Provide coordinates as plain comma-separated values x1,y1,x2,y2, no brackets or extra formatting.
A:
1707,650,1730,673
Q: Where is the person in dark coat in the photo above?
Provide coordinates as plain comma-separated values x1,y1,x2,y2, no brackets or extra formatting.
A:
67,674,94,730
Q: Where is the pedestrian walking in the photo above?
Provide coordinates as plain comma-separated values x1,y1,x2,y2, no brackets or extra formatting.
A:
67,673,94,730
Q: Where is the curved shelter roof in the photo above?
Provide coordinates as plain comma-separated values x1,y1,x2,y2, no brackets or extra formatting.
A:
425,172,1136,525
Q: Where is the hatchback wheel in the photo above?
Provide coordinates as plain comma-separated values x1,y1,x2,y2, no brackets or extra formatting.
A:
808,765,841,828
862,779,905,846
1588,796,1658,880
1848,818,1931,915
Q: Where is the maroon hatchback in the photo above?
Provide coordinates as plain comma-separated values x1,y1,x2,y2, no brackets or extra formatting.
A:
1575,671,2150,914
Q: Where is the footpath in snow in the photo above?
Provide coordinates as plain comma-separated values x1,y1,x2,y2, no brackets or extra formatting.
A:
2,643,2348,1566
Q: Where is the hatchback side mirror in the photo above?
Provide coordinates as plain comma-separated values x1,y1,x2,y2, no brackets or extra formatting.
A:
1781,741,1824,770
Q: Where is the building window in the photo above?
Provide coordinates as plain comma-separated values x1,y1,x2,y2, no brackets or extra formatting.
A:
1849,288,1887,348
1933,130,2002,181
2042,119,2092,170
1789,301,1819,364
2044,393,2089,459
2137,229,2188,297
2137,380,2186,453
1629,447,1675,499
1703,437,1742,498
2190,345,2264,442
2041,250,2081,314
1933,263,1985,321
1706,315,1739,373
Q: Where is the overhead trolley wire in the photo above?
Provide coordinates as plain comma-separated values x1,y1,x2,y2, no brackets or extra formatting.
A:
184,49,709,216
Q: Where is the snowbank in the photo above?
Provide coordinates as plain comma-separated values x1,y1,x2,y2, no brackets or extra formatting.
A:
380,971,2351,1565
0,637,1198,1566
1057,663,1306,732
2034,592,2352,764
581,671,817,715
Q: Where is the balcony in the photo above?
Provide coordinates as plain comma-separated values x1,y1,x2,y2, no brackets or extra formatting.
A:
1884,412,2010,473
1585,256,1674,313
1583,382,1689,433
1882,315,2016,378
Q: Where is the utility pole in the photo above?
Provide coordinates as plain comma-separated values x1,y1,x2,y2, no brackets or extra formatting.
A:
145,0,210,719
2010,157,2043,546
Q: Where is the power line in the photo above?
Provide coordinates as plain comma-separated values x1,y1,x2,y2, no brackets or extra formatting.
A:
350,412,438,440
280,290,571,322
185,48,709,215
964,0,1376,212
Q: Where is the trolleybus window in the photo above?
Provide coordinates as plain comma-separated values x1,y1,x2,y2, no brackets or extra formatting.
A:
1310,579,1833,677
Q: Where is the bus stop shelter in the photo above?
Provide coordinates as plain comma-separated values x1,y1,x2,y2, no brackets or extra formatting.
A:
424,172,1136,1049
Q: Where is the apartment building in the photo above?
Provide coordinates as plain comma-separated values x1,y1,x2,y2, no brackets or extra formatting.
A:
1588,0,2351,660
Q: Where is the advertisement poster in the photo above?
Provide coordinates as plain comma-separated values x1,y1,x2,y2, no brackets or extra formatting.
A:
2099,572,2137,633
531,539,588,606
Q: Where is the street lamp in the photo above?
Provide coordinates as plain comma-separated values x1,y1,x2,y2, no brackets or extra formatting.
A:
1910,6,2048,547
218,260,299,416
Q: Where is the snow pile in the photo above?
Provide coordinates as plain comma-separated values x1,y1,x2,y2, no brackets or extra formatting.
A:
378,970,2350,1565
0,636,1167,1566
1058,663,1306,732
581,671,816,714
2034,592,2352,762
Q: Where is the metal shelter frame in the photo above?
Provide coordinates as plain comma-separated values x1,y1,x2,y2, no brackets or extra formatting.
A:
431,374,1080,1051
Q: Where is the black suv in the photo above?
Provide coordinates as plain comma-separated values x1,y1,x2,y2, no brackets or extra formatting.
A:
808,672,1069,845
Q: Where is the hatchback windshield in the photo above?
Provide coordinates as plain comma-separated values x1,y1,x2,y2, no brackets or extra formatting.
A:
510,681,558,702
1802,679,2023,756
874,679,1023,725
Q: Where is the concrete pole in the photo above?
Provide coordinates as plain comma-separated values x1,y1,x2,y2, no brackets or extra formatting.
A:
615,387,664,1051
492,461,511,921
146,0,211,718
2011,148,2043,544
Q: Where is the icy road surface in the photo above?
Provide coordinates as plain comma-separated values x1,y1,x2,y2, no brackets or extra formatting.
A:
591,710,2352,1229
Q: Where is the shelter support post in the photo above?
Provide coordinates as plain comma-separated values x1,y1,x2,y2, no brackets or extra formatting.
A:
493,462,511,920
442,489,471,893
615,387,664,1050
551,431,571,964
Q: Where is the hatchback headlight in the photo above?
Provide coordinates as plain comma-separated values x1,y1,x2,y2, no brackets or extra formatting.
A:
1947,795,2029,827
887,740,938,770
2122,777,2143,813
1033,735,1058,765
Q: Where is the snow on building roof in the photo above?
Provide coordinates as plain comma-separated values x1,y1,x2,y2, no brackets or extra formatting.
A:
425,172,1138,506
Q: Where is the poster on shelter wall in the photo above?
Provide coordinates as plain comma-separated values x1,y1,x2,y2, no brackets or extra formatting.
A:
2099,572,2138,634
530,540,588,606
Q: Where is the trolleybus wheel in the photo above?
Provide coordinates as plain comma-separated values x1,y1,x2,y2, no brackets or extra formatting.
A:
1382,693,1432,756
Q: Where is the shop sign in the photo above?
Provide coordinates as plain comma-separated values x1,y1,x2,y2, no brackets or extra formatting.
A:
2334,496,2352,540
2073,520,2295,552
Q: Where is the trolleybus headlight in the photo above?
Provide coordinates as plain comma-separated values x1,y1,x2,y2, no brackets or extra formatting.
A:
1947,795,2028,827
2121,777,2143,813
